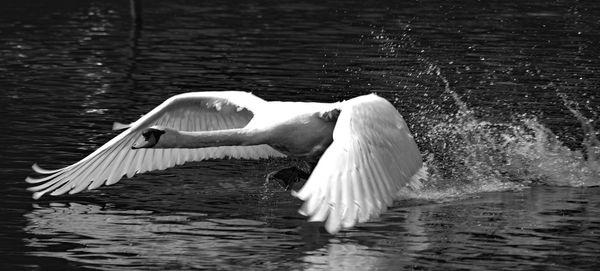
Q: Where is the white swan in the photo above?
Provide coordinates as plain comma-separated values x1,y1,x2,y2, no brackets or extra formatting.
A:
26,91,425,233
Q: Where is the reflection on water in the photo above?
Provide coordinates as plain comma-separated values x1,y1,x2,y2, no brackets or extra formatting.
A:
26,203,291,269
2,0,600,269
24,186,600,270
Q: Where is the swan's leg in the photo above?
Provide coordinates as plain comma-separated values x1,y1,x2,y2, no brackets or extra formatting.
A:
266,166,310,191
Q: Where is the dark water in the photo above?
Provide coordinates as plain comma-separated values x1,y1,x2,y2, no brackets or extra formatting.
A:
2,0,600,270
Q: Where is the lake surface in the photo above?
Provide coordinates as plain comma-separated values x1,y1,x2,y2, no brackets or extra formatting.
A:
2,0,600,270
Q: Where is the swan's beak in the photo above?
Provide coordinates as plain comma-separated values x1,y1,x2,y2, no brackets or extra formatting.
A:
132,128,165,149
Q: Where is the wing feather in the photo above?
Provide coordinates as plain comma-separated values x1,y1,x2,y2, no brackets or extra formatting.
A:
308,197,328,222
357,142,377,221
32,164,61,175
88,148,120,190
124,147,140,178
27,91,286,199
67,153,108,193
353,142,370,222
343,142,360,227
294,94,424,234
105,140,132,185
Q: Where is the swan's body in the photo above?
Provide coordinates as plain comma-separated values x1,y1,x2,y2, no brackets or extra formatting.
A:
27,91,425,233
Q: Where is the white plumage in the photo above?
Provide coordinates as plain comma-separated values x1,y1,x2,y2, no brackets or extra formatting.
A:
27,91,425,234
294,94,424,232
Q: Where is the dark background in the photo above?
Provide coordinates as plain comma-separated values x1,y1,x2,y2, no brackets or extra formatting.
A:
1,0,599,270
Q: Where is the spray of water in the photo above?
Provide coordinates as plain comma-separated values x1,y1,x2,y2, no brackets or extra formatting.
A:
397,66,600,201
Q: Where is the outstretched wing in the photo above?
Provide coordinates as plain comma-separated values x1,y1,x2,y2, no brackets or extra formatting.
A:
293,94,425,233
27,91,285,199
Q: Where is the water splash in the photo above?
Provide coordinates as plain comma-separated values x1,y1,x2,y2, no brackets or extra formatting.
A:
400,67,600,201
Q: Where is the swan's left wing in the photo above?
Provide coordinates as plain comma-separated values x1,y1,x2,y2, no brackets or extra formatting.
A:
26,91,285,199
293,94,425,233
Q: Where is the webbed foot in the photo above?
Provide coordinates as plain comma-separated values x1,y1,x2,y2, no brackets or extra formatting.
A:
266,166,310,191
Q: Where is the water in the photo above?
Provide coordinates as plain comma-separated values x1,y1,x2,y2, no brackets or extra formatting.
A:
2,0,600,270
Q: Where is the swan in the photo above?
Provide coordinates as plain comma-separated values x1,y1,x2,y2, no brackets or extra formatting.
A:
26,91,425,233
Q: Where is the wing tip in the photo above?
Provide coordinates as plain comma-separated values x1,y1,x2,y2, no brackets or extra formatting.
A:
325,218,342,234
32,163,60,174
32,191,45,200
25,176,40,184
112,121,131,131
32,163,44,173
290,189,306,200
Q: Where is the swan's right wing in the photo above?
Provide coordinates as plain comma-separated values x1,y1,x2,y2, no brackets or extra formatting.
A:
293,94,425,233
27,91,285,199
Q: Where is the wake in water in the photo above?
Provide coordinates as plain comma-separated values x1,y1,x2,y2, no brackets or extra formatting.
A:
398,67,600,201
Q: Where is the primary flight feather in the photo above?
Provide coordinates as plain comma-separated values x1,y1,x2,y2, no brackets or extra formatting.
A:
27,91,425,234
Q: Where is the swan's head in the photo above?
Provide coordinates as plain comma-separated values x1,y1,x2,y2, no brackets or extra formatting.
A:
132,126,177,149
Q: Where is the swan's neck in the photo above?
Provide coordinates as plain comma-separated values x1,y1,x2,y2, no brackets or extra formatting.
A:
162,129,264,148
